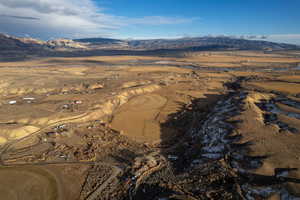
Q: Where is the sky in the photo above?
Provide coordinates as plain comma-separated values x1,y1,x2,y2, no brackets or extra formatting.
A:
0,0,300,44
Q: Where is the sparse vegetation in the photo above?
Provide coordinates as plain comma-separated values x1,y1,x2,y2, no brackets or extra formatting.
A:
0,34,300,199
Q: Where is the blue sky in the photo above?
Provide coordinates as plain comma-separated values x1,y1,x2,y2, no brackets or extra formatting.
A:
99,0,300,43
0,0,299,44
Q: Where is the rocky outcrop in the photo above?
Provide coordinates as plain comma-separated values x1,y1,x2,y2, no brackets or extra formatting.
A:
46,39,88,49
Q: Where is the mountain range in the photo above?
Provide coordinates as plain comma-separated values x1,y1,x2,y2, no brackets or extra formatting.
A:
0,33,299,60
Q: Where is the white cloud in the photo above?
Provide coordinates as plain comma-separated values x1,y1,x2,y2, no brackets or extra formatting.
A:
268,34,300,40
221,34,300,45
264,34,300,45
0,0,196,39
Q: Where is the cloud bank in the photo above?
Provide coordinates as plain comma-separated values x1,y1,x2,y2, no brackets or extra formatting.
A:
261,34,300,45
0,0,195,39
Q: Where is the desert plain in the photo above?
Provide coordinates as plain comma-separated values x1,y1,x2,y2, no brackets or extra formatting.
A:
0,50,300,199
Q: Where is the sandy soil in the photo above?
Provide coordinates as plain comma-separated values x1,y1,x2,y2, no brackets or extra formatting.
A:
0,166,58,200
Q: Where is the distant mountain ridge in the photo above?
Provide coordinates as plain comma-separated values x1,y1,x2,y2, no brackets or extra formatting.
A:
73,36,299,51
74,37,123,45
0,33,299,60
127,37,299,50
0,34,91,54
0,33,44,51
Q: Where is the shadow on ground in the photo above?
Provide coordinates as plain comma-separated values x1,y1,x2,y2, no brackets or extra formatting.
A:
130,78,300,199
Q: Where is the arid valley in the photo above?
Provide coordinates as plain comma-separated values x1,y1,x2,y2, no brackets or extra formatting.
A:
1,38,300,199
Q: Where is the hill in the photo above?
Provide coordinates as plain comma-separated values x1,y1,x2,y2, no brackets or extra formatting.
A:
0,33,299,60
74,37,124,45
0,33,45,51
127,36,299,50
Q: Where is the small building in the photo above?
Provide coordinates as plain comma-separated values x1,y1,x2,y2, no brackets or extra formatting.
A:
8,100,17,105
74,100,82,104
23,97,35,101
